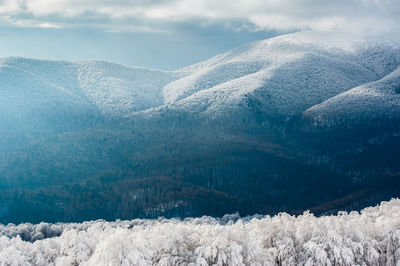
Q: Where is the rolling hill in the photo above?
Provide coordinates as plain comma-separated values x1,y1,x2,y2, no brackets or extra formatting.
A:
1,31,400,223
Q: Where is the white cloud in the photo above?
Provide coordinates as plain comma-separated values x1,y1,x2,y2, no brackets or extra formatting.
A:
0,0,399,32
37,22,62,28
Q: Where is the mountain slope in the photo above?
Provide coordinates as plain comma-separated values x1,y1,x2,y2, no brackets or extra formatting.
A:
303,66,400,127
0,57,182,151
1,31,400,222
0,57,181,123
160,31,400,122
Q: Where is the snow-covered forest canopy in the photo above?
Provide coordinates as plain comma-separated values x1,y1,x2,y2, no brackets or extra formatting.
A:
0,199,399,265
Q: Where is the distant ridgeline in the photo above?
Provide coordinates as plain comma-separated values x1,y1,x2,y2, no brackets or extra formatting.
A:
0,31,400,223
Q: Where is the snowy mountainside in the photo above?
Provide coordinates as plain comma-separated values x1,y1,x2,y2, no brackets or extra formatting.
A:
0,199,399,265
1,31,400,223
161,31,400,120
0,57,181,151
75,60,181,116
304,66,400,126
0,57,181,122
2,32,400,126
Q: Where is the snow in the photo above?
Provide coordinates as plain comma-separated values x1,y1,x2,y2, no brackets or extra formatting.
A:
0,199,399,265
0,57,182,120
303,66,400,126
2,31,400,125
160,31,400,120
75,60,182,116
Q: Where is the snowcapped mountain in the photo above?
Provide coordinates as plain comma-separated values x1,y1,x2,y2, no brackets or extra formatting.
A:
0,57,181,123
1,31,400,223
157,31,400,122
304,66,400,127
0,57,182,151
2,31,400,125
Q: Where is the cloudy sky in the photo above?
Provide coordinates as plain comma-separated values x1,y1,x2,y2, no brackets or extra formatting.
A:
0,0,399,70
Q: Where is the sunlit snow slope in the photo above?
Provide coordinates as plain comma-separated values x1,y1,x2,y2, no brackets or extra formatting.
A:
304,66,400,126
0,57,180,124
160,31,400,120
1,31,399,126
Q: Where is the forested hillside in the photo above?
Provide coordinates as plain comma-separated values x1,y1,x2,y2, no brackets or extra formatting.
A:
1,31,400,223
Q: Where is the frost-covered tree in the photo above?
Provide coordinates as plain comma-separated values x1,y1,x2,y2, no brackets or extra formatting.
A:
0,199,400,265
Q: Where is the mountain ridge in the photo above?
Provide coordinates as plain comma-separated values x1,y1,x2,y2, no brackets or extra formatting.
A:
1,30,400,222
2,31,400,120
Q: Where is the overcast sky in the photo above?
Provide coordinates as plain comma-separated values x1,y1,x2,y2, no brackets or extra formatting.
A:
0,0,399,70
